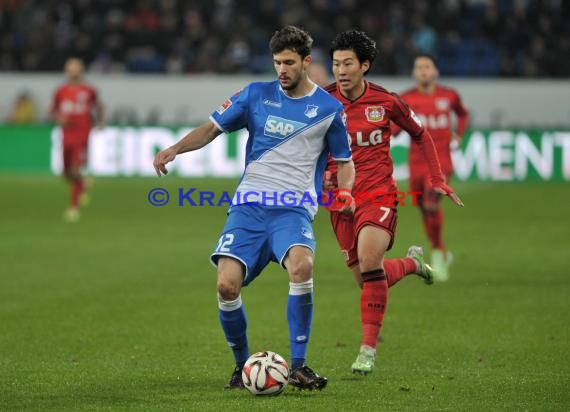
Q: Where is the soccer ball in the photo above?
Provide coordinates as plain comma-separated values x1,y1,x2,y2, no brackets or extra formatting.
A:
242,351,289,396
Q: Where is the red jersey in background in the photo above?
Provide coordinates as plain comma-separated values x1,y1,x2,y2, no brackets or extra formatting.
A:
399,85,468,176
51,83,99,144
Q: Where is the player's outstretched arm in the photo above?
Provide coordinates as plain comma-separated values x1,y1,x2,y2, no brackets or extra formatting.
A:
153,121,222,177
433,183,464,207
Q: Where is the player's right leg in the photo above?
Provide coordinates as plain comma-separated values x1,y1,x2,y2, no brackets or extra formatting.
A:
352,225,392,375
211,205,271,389
62,145,80,222
421,177,450,281
216,257,247,389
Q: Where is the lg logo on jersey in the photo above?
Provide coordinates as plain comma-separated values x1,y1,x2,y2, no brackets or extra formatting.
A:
349,130,383,146
264,115,307,139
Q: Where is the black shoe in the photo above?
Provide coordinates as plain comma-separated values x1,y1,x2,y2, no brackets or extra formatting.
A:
289,365,328,391
224,366,245,389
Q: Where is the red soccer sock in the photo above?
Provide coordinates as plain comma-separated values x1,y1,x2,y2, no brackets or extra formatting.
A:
70,179,83,208
422,209,445,250
360,269,388,349
383,258,418,287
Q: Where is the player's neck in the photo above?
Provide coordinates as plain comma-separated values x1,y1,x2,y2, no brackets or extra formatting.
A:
418,83,436,95
341,79,366,101
283,77,316,98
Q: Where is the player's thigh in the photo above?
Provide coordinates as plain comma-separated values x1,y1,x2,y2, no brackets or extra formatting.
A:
354,201,398,265
64,144,87,177
211,205,272,286
330,211,358,268
356,225,392,271
267,208,315,273
62,146,73,176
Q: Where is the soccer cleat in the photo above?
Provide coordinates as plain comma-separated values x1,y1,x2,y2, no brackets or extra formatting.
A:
406,246,434,285
431,249,451,282
289,365,328,390
63,207,80,223
224,366,245,389
351,345,376,374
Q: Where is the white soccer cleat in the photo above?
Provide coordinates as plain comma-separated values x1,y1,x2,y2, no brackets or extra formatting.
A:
351,345,376,374
63,207,80,223
431,249,452,281
406,245,434,285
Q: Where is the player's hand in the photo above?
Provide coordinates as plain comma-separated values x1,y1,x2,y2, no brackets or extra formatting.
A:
450,133,461,151
332,188,355,215
153,147,177,177
433,182,464,207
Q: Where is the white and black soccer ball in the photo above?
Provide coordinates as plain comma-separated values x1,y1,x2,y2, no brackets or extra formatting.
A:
242,351,289,396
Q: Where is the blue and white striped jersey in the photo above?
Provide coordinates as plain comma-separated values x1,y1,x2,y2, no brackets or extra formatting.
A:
210,81,351,218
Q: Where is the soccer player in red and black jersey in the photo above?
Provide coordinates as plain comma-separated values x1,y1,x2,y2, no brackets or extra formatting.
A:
51,58,105,222
324,30,463,374
396,55,469,281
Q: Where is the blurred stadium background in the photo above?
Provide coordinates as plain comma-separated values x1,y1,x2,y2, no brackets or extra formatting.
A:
1,1,569,411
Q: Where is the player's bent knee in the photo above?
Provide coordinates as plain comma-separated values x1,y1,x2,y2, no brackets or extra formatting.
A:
216,258,244,301
358,249,386,273
286,255,313,283
217,280,241,301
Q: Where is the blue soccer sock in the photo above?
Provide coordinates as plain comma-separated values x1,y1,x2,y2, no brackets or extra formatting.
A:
218,294,249,368
287,279,314,370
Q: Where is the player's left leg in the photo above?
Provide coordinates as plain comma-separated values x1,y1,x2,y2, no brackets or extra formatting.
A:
272,210,326,391
283,246,326,390
350,247,433,288
383,246,434,286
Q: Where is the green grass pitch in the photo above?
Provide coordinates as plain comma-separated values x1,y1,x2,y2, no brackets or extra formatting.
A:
0,176,568,411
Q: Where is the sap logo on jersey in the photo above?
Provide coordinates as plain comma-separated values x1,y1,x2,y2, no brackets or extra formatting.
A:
264,115,307,139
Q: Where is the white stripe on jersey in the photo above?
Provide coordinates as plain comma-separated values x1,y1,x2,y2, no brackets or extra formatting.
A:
233,114,336,218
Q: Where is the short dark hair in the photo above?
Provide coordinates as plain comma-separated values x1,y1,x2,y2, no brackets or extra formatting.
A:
415,53,438,68
269,26,313,59
330,30,377,75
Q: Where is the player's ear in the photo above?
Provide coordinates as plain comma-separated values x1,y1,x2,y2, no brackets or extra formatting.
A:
362,60,370,73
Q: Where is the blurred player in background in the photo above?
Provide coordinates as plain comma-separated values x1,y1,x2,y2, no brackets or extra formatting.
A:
396,55,469,281
50,57,105,222
308,61,331,88
324,30,463,374
153,26,355,391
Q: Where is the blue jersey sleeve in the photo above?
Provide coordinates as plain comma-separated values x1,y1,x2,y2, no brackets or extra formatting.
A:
209,85,250,133
326,106,352,160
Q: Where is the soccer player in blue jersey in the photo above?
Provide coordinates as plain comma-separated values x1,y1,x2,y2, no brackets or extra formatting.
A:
153,26,356,391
